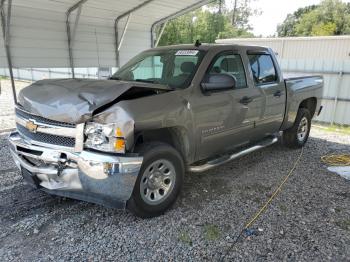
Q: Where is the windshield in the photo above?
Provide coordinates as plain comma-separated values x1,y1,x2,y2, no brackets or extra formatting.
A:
111,49,205,89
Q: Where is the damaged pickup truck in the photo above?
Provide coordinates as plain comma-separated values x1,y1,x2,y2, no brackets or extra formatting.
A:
9,44,323,217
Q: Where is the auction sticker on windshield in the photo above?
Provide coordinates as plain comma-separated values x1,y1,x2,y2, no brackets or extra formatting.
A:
175,50,199,56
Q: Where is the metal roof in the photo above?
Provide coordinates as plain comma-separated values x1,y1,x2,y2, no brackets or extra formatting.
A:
0,0,212,70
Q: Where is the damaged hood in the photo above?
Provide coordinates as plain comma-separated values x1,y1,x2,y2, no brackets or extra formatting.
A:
18,78,170,123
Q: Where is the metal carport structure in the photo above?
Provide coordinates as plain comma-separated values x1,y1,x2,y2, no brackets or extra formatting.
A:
0,0,213,103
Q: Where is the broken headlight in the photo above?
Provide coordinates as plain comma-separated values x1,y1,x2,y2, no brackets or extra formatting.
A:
84,122,125,153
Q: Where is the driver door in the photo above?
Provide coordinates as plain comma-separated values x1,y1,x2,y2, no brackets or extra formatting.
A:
191,51,263,160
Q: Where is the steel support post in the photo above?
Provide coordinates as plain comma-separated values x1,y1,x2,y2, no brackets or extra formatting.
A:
114,0,155,68
150,0,214,48
66,0,87,78
154,21,167,47
0,0,16,103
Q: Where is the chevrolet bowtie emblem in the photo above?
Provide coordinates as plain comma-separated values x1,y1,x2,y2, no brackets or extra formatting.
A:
26,120,38,133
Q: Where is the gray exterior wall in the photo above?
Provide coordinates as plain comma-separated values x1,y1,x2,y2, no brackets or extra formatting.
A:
216,36,350,125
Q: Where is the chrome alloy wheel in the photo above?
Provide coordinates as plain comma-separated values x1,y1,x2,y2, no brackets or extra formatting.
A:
297,116,309,142
140,159,176,205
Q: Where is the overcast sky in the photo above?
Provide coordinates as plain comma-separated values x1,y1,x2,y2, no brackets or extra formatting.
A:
248,0,350,36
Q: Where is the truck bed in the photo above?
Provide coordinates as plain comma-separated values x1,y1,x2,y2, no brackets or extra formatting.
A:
283,73,323,81
281,74,323,131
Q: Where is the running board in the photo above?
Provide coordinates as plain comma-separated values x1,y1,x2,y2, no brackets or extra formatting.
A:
188,136,278,173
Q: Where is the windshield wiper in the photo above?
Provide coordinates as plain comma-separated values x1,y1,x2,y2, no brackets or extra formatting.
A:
109,76,121,80
135,79,175,90
135,79,157,83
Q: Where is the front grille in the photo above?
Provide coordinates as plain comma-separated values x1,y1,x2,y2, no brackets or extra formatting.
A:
17,124,76,148
15,107,76,128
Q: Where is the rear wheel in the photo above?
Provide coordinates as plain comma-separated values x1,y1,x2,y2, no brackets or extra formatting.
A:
127,142,184,218
282,108,311,148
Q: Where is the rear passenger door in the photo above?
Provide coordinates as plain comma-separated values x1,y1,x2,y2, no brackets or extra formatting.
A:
247,52,286,135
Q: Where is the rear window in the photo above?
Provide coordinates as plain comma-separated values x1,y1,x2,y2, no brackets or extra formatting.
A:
248,54,277,85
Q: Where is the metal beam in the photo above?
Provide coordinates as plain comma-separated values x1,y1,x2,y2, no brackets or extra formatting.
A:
283,69,350,75
66,0,88,78
114,0,155,68
322,96,350,103
71,4,83,44
117,13,131,51
0,0,16,104
154,21,167,47
151,0,215,47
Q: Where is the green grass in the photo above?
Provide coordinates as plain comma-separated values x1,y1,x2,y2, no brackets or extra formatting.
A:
203,224,221,241
0,76,8,80
335,219,350,231
313,123,350,135
252,196,262,204
279,204,288,213
178,231,192,246
334,207,342,213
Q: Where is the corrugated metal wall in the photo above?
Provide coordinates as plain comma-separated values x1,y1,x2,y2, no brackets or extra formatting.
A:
217,36,350,125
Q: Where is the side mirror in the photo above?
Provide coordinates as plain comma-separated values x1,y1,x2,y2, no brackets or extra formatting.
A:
201,73,236,93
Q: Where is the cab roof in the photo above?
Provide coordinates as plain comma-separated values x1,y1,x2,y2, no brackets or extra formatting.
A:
149,43,271,53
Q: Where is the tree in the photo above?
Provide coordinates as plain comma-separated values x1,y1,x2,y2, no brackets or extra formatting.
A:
277,0,350,37
277,5,317,37
228,0,261,31
156,0,257,46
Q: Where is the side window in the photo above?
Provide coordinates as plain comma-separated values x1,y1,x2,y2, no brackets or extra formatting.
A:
168,55,199,89
173,56,198,77
208,53,247,89
248,54,277,84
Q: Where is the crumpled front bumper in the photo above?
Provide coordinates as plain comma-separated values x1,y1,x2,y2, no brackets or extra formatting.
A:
8,132,143,208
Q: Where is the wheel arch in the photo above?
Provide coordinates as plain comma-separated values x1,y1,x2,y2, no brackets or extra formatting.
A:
133,127,193,164
281,96,318,131
299,97,317,118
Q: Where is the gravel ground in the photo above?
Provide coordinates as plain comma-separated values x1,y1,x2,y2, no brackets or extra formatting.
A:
0,127,349,261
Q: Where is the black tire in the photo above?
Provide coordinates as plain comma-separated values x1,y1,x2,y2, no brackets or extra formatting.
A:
127,142,184,218
282,108,311,148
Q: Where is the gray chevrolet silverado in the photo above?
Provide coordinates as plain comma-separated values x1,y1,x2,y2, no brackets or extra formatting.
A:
9,44,323,217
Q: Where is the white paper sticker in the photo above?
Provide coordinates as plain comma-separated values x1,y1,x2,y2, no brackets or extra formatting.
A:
328,166,350,180
175,50,199,56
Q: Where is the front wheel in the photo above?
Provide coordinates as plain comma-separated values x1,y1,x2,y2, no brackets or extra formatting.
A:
127,142,184,218
282,108,311,148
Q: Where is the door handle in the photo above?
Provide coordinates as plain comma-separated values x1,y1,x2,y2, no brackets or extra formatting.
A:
239,96,253,105
274,90,282,97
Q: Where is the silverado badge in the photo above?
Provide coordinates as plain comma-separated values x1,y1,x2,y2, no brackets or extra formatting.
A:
26,120,38,133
